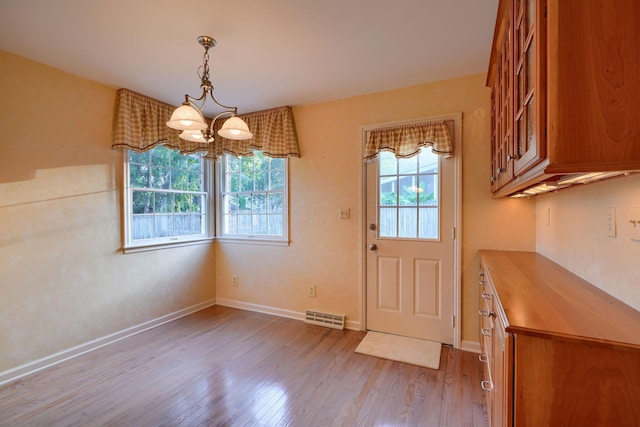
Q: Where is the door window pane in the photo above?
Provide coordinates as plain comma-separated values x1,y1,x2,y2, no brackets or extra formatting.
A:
378,147,439,240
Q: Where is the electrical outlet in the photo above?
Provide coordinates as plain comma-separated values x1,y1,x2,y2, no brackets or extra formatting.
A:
308,284,316,297
338,208,350,219
606,207,616,238
232,275,239,286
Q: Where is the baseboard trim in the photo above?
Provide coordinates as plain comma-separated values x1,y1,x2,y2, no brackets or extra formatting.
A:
0,299,216,386
215,298,361,331
460,340,481,354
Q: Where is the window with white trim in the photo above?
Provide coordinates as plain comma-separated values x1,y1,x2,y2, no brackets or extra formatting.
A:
124,145,212,249
218,152,288,241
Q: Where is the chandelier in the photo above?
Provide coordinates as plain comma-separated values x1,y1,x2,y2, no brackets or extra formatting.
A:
166,35,253,142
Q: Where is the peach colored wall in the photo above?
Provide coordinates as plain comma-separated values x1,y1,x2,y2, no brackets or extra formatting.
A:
215,73,536,343
536,175,640,312
0,50,215,373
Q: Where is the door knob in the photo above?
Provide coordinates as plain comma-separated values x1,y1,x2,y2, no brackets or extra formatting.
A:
369,244,378,251
368,223,376,231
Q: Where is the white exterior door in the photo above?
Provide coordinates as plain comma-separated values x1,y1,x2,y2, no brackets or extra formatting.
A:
365,129,456,345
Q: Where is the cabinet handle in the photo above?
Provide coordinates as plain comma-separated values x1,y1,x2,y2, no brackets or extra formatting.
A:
507,154,520,161
479,354,488,363
481,327,492,337
491,176,496,184
496,167,504,176
481,380,493,392
479,310,495,318
479,271,485,280
481,292,491,300
479,279,487,286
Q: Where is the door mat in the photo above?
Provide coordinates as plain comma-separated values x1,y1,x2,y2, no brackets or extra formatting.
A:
355,331,441,370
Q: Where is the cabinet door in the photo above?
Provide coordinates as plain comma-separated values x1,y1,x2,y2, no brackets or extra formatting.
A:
513,0,546,175
490,2,514,192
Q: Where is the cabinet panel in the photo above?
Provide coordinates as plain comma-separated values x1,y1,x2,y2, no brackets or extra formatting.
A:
512,0,546,176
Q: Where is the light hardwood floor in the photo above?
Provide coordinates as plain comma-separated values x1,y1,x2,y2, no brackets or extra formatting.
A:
0,306,488,426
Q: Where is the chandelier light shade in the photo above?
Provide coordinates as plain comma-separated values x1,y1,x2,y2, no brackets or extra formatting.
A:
167,35,253,142
218,116,253,140
166,104,207,131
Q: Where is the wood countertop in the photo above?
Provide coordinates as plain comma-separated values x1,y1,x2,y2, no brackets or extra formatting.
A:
479,250,640,350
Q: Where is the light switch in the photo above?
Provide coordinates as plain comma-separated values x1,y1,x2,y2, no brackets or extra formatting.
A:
338,208,350,219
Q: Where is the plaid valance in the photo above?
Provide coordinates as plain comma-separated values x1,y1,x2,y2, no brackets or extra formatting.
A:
111,88,300,159
364,121,453,160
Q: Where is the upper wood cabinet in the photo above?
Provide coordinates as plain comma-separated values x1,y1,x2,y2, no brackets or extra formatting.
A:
487,0,640,197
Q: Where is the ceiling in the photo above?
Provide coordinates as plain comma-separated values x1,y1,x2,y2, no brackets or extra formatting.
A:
0,0,498,115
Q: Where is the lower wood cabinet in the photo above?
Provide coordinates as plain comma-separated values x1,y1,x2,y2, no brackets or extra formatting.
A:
479,250,640,426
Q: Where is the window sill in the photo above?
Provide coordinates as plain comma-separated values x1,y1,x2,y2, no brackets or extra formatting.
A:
215,237,290,247
123,238,214,254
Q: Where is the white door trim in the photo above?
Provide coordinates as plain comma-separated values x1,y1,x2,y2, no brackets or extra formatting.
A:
359,112,463,349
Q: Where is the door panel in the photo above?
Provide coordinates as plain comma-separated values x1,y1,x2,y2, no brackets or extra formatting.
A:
414,258,440,317
366,125,455,345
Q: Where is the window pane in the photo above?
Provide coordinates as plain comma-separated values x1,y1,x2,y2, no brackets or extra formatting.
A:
172,168,188,191
252,214,267,235
418,148,438,173
174,214,193,236
154,192,173,213
419,208,438,239
226,173,239,192
398,208,417,238
379,207,397,237
151,166,170,189
399,176,418,206
418,174,438,206
171,150,188,169
151,146,171,167
240,173,253,192
226,155,240,173
379,151,397,175
223,194,238,215
253,194,266,213
270,168,285,190
254,171,268,191
132,191,153,214
129,150,149,164
188,171,202,192
380,178,397,206
238,194,251,212
155,215,173,237
270,158,285,170
237,214,251,235
223,213,237,235
268,214,283,236
268,193,283,214
129,164,149,187
398,155,417,175
132,215,153,240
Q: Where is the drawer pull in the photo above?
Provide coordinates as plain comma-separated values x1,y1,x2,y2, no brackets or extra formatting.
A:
481,292,491,300
481,380,493,392
479,310,496,318
479,271,485,280
479,280,487,286
479,354,488,363
481,327,492,337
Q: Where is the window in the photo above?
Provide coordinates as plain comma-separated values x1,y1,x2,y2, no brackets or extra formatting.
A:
378,147,439,239
218,151,288,242
124,145,212,249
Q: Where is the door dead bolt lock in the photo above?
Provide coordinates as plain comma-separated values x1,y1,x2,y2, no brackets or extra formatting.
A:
369,244,378,251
